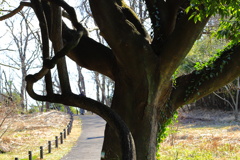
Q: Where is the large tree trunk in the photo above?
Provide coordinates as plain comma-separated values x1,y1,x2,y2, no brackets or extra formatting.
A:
102,102,160,160
101,64,167,159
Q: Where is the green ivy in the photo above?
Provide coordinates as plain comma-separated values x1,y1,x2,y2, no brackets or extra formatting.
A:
156,111,178,157
183,42,235,102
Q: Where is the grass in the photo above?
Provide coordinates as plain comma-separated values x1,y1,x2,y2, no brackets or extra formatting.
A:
157,109,240,160
0,110,81,160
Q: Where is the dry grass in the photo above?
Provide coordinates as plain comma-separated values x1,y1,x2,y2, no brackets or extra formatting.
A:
0,110,81,160
158,109,240,160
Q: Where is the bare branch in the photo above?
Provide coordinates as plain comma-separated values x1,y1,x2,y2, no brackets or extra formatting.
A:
27,0,84,96
0,62,19,70
0,49,15,52
213,91,234,109
0,108,14,129
30,0,54,96
47,0,84,31
0,2,31,21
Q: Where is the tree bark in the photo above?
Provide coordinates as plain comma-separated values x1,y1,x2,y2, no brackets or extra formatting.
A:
102,77,160,159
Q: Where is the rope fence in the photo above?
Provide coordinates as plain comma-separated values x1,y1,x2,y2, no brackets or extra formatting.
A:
14,111,74,160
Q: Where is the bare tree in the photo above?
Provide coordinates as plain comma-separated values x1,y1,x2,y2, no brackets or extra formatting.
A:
76,64,86,114
93,72,113,106
213,77,240,121
76,64,86,95
2,70,18,102
4,8,39,111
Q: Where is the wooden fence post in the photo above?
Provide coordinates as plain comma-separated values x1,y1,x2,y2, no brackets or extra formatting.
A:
13,112,75,160
69,122,71,133
40,146,43,159
48,141,51,153
55,136,58,148
60,132,63,144
67,125,70,135
63,129,66,139
28,151,32,160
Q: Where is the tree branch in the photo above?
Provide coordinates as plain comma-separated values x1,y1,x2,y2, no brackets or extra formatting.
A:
48,0,83,31
42,1,115,80
0,2,31,21
0,62,19,70
89,0,157,78
50,3,72,94
145,0,184,38
213,91,234,109
89,0,149,44
169,43,240,110
30,0,54,96
62,22,117,80
64,33,117,80
158,10,209,83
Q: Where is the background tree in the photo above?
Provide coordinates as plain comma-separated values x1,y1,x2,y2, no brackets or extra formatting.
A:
4,8,39,111
213,77,240,121
0,70,21,108
1,0,240,159
93,72,113,106
76,64,86,114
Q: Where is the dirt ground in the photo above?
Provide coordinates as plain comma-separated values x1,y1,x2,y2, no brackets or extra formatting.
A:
179,108,240,125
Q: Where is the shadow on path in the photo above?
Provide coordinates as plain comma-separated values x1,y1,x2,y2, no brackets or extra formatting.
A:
61,115,106,160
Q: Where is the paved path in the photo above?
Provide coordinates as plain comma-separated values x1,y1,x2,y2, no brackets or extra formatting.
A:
61,115,106,160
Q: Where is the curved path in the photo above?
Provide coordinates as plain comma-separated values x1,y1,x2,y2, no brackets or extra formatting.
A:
61,115,106,160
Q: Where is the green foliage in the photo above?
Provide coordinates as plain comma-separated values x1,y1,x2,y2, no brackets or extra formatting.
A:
186,0,240,20
28,105,42,113
50,104,78,114
11,92,22,106
0,92,22,108
186,0,240,43
70,107,78,114
157,111,178,157
215,18,240,43
183,43,235,102
177,36,228,76
194,42,234,71
50,103,65,111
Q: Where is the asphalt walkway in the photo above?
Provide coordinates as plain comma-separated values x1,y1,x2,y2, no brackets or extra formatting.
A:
61,115,106,160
